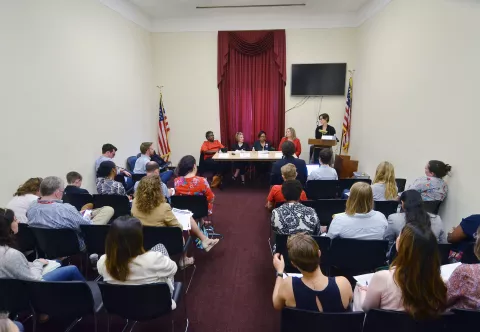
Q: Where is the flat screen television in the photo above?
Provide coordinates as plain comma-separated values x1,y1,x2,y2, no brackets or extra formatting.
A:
291,63,347,96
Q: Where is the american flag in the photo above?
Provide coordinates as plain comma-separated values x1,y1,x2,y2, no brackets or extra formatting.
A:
342,75,353,154
158,92,171,161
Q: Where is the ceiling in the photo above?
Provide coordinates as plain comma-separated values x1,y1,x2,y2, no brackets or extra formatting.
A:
99,0,392,32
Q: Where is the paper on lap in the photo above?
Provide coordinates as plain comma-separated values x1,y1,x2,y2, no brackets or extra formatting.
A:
42,260,61,276
172,208,193,230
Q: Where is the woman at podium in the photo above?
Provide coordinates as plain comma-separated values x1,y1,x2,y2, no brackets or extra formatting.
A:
310,113,336,163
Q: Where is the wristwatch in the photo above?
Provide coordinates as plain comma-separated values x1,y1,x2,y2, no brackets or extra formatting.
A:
276,271,284,278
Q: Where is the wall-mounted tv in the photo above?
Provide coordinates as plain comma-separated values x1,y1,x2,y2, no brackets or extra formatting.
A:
291,63,347,96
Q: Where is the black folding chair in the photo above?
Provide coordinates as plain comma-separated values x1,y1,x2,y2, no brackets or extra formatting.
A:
363,309,455,332
330,238,389,278
26,280,103,332
29,226,82,260
62,193,94,211
338,178,372,192
80,224,110,277
303,200,347,226
15,223,36,256
451,308,480,329
98,282,186,332
438,243,452,265
0,278,31,320
305,180,339,199
423,200,442,215
132,173,146,184
374,201,399,219
395,178,407,192
281,308,364,332
93,194,131,221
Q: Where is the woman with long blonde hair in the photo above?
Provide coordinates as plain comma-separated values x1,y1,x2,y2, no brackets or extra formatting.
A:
327,182,388,240
278,127,302,157
372,161,398,200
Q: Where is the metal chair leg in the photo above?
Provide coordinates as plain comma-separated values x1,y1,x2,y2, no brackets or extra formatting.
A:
128,321,137,332
185,265,196,294
64,317,82,332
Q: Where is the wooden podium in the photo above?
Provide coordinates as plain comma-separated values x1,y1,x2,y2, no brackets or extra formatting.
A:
308,138,337,148
334,154,359,179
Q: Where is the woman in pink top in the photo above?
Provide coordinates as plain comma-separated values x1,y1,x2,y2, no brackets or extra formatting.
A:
357,223,447,319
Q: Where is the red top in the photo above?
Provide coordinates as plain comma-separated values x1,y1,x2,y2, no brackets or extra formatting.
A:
278,137,301,157
267,185,307,206
201,140,224,160
174,176,215,215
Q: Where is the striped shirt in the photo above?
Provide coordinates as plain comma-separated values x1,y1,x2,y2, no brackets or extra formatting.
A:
27,200,91,250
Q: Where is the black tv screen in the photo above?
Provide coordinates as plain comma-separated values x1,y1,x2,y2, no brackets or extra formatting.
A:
291,63,347,96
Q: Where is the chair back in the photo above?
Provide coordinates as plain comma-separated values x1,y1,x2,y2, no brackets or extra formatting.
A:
143,226,184,256
281,308,364,332
0,279,30,315
93,194,130,220
438,243,452,265
395,178,407,192
170,195,208,220
80,224,110,256
330,238,388,276
127,156,138,172
304,200,347,226
338,178,372,192
26,281,97,318
132,173,146,184
451,308,480,329
374,201,399,219
423,200,442,215
363,309,454,332
62,193,94,211
98,282,173,321
15,223,36,253
29,227,81,259
305,180,339,199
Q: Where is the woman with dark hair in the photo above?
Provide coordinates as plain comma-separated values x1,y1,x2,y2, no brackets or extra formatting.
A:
385,190,445,250
358,223,447,318
252,130,271,151
0,208,84,281
174,155,215,215
408,160,451,201
231,132,250,185
96,160,127,196
97,216,178,308
6,178,42,223
311,113,336,163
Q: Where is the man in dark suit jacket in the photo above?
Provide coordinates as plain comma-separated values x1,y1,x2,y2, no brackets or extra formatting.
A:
271,141,308,186
64,171,90,195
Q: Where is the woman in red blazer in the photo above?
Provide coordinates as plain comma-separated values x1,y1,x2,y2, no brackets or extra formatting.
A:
278,127,301,157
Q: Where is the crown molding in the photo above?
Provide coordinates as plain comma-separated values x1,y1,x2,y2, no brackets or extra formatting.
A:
98,0,393,32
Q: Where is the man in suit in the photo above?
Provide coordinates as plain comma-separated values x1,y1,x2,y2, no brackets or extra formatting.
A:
270,141,307,186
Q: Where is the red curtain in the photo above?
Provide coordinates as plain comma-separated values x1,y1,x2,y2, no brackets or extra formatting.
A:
218,30,286,149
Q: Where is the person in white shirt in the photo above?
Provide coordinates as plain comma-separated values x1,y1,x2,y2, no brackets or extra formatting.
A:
97,216,178,309
6,178,42,223
307,149,338,181
133,142,155,174
327,182,388,240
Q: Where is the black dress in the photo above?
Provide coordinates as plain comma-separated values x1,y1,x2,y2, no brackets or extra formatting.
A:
311,125,336,163
232,142,250,175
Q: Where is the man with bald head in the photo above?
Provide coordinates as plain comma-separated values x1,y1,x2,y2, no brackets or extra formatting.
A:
134,161,172,202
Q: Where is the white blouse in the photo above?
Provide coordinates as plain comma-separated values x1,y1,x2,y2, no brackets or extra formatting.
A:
6,194,39,223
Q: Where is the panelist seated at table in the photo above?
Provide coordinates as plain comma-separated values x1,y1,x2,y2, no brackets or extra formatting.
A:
278,127,301,157
200,131,226,188
311,113,336,163
252,130,272,151
271,141,307,186
232,132,250,185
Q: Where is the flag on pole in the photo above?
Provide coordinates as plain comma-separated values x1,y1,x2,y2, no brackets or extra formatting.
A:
342,75,353,154
158,92,171,161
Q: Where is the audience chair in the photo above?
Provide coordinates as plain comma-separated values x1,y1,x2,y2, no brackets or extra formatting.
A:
0,278,31,320
15,223,36,257
281,308,364,332
62,193,94,211
305,180,339,199
423,200,442,215
26,280,103,332
451,308,480,329
438,243,452,265
132,173,146,184
374,201,399,219
329,238,388,278
338,178,372,192
461,242,480,264
98,282,186,332
93,194,131,221
127,156,138,172
29,226,81,260
363,309,455,332
80,224,110,277
303,199,347,226
395,178,407,192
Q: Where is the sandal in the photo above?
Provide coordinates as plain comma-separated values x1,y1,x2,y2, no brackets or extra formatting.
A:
179,256,195,269
203,238,220,252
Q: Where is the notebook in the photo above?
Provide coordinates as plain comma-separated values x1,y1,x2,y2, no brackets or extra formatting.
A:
172,208,193,231
42,260,62,276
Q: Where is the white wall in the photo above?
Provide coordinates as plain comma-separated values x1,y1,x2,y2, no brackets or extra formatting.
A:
0,0,156,204
152,28,357,163
352,0,480,228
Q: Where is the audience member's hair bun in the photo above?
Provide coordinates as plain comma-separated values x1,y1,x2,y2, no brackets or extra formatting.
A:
445,164,452,173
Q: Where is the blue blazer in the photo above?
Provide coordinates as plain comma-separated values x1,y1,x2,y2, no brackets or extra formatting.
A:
270,156,308,186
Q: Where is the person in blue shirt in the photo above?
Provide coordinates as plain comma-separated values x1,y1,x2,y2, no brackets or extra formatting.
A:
448,214,480,262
